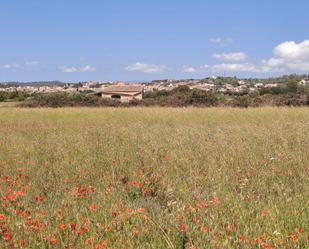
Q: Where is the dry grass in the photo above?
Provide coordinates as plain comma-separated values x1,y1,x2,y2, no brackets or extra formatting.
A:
0,107,308,248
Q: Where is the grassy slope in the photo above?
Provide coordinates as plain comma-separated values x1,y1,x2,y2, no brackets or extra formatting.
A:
0,107,308,248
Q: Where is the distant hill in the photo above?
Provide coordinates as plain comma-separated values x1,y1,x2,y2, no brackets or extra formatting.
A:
0,81,72,87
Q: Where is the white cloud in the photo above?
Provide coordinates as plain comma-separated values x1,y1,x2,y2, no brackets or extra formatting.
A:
261,39,309,73
80,65,96,72
181,39,309,74
286,61,309,71
201,64,211,71
210,37,233,46
59,66,78,73
212,63,258,73
25,61,40,66
179,65,213,73
180,66,198,73
2,64,19,70
262,58,285,68
273,40,309,60
179,63,258,74
125,62,165,73
59,65,96,73
213,52,248,62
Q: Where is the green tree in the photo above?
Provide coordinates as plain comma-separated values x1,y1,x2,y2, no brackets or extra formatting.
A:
286,80,298,93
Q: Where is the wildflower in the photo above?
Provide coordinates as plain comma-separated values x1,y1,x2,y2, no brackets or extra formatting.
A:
198,201,207,209
230,223,237,231
111,211,118,218
128,209,134,215
8,195,15,202
19,240,25,247
137,207,145,214
253,237,260,244
210,196,217,204
3,232,10,241
85,237,92,245
50,237,58,246
88,205,96,212
261,242,273,249
81,225,89,232
101,240,107,248
239,235,246,241
57,223,66,230
290,231,298,241
296,227,303,234
261,211,268,217
188,206,196,212
180,224,187,232
143,188,151,194
70,223,77,230
0,214,5,220
132,180,138,187
192,216,200,224
201,225,208,234
133,229,140,236
18,212,26,218
34,195,44,203
277,239,284,246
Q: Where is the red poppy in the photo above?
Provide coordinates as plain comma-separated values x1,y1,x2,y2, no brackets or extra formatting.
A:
201,225,208,234
239,235,245,241
296,227,303,234
290,231,298,241
261,242,273,249
50,237,57,246
70,223,77,230
143,188,151,194
88,205,96,212
8,195,15,202
137,207,145,213
261,211,268,217
57,223,66,230
210,196,217,204
3,232,10,241
19,240,25,247
180,224,187,232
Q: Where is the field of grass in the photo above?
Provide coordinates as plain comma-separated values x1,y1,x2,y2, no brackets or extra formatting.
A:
0,102,18,108
0,107,308,249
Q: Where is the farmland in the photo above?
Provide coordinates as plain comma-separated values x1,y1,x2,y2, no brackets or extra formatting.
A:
0,107,308,248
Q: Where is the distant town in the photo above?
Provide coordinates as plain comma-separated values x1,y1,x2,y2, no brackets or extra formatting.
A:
1,74,308,94
1,74,309,107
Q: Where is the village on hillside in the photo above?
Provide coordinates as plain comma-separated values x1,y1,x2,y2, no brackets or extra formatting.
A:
1,75,309,106
1,75,308,95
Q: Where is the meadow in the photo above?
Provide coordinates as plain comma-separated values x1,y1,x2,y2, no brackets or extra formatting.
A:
0,107,308,249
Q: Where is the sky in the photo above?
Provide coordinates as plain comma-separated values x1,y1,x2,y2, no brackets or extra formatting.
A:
0,0,309,82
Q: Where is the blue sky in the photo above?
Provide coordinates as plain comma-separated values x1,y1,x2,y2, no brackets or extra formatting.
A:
1,0,309,82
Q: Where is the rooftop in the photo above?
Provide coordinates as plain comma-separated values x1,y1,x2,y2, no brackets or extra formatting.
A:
102,85,143,93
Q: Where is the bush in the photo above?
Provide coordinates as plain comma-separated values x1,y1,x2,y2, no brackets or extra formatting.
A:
19,93,124,108
0,93,6,102
18,85,309,108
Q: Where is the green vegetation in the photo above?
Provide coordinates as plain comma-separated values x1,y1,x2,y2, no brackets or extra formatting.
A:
0,91,30,102
18,82,309,108
0,108,308,248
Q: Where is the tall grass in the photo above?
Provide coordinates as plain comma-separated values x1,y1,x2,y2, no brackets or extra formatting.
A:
0,107,308,248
